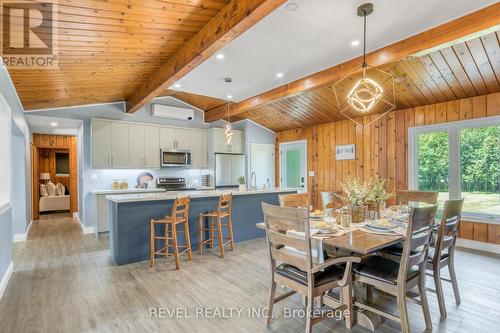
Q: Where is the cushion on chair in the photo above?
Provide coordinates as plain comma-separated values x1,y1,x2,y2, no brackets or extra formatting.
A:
353,255,418,285
55,183,66,196
426,248,449,263
276,263,345,287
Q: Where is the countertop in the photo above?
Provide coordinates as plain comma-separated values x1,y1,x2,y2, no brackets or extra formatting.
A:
106,187,300,203
91,188,166,195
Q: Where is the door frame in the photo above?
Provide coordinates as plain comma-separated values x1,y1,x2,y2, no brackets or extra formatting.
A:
279,140,307,189
249,143,275,188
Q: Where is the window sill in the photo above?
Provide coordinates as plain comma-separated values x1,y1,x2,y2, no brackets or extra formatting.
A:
461,215,500,226
0,201,11,216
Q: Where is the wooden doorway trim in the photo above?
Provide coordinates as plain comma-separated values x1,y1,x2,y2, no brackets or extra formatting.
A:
31,143,39,221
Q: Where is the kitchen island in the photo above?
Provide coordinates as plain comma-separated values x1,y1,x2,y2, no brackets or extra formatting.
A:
106,188,298,265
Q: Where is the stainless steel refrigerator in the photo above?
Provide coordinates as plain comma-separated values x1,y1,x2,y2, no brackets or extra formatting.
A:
215,153,245,188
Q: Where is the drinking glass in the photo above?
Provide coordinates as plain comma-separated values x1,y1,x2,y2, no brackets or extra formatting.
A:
338,214,351,228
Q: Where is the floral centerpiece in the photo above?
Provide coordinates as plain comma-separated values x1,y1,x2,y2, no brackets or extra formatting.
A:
366,177,393,215
341,177,369,223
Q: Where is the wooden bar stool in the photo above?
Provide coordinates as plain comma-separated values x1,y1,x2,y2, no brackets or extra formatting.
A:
198,194,234,258
150,196,192,270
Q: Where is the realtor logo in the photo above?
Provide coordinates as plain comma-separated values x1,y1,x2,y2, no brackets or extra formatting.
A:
0,0,58,69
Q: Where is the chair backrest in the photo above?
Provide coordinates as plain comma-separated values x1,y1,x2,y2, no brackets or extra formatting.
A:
172,196,190,222
433,199,464,260
397,190,438,205
278,193,309,208
320,191,343,210
217,193,232,215
262,203,313,274
398,205,438,284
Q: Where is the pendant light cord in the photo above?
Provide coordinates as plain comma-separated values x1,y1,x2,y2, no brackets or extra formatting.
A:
362,10,367,68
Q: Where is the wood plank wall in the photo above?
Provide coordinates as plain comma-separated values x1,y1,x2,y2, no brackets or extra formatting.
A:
275,92,500,245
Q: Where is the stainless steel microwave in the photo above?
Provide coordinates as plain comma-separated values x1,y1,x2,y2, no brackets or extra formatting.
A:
160,149,192,168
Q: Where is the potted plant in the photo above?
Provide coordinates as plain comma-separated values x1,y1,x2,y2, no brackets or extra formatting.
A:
341,177,369,223
237,176,246,191
367,177,393,216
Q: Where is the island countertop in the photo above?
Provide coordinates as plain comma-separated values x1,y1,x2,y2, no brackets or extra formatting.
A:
106,187,301,203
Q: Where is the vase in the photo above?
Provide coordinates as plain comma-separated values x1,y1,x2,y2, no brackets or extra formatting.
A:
239,184,246,191
348,205,367,223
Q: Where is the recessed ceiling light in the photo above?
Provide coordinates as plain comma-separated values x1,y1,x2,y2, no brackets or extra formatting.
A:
285,2,298,11
173,83,181,88
50,122,58,127
276,73,284,78
216,53,224,60
226,95,233,99
351,40,360,46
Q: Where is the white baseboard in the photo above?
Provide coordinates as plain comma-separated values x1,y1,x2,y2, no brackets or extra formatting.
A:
456,238,500,255
13,220,33,242
0,261,13,299
74,212,94,234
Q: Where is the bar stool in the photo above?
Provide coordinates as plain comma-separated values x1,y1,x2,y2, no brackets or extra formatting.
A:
198,194,234,258
150,196,192,270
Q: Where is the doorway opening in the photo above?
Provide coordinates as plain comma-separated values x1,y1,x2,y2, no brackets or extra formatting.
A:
31,134,78,221
279,140,307,189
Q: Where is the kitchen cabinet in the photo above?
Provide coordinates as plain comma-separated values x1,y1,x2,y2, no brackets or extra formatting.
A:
160,127,190,150
92,120,112,168
190,130,208,168
144,126,160,168
129,124,160,168
210,128,244,154
110,122,129,168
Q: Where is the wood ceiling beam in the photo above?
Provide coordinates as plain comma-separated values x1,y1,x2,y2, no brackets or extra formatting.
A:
125,0,286,114
204,3,500,123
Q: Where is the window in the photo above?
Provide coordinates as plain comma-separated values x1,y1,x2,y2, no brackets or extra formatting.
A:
55,152,69,175
410,117,500,220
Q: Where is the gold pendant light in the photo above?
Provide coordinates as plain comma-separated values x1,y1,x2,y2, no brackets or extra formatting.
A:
225,100,233,144
332,3,396,128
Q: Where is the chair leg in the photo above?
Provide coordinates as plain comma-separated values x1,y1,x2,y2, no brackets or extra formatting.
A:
366,285,373,303
198,213,203,255
305,288,314,333
433,263,447,319
165,222,169,258
448,249,461,305
184,219,193,261
210,216,214,249
227,214,235,251
418,271,433,331
172,223,180,270
217,216,225,258
150,220,154,270
341,279,353,329
397,289,410,333
266,279,277,327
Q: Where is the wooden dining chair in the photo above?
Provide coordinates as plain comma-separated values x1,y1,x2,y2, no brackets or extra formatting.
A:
320,191,343,210
278,193,309,208
150,196,192,270
397,190,439,205
353,205,438,333
262,203,360,333
427,198,464,319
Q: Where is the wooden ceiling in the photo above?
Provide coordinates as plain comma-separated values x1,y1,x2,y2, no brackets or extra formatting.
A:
10,0,230,110
232,31,500,131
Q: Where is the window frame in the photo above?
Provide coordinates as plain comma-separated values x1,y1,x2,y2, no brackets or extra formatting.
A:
409,116,500,221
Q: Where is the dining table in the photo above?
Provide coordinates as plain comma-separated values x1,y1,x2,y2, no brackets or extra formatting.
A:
256,211,408,331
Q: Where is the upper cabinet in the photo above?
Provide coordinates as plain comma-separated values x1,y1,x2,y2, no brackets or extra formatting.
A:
210,128,244,154
91,119,211,169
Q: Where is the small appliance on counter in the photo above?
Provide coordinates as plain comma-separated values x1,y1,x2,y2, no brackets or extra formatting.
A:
156,177,196,191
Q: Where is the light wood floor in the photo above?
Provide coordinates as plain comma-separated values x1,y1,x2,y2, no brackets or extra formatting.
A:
1,213,500,333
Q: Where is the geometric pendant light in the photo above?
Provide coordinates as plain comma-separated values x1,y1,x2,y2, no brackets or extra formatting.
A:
332,3,396,128
224,100,233,144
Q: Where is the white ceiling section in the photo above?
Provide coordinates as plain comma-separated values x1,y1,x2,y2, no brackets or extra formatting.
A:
172,0,497,102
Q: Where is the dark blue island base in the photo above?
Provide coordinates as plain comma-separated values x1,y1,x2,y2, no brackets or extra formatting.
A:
108,191,296,265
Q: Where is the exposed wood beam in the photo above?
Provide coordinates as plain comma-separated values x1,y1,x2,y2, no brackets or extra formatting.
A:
205,3,500,122
126,0,286,114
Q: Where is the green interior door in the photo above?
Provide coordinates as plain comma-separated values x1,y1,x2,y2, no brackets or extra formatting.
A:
285,149,301,188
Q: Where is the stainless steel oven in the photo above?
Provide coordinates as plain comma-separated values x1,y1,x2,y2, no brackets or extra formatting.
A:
160,149,192,168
